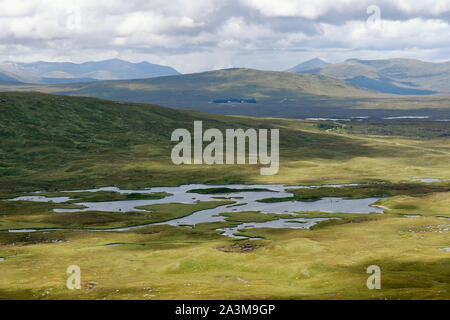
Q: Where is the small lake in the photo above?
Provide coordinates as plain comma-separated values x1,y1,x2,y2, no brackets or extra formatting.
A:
7,184,383,238
410,178,442,183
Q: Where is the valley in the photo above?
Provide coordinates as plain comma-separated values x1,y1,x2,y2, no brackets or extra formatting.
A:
0,92,448,299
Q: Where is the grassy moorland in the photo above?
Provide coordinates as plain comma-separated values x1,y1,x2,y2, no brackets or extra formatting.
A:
0,91,449,299
0,208,448,299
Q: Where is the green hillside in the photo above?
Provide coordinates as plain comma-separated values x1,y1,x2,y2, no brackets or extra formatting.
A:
1,91,449,195
53,68,379,98
0,91,365,193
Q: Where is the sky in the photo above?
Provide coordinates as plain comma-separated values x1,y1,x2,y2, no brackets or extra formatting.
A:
0,0,449,73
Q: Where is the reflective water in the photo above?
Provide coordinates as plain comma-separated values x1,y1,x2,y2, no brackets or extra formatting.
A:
410,178,442,183
384,116,430,120
6,184,383,238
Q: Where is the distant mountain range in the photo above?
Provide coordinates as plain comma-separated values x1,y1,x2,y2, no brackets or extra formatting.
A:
3,67,450,119
3,57,449,95
287,58,450,95
33,68,380,110
0,59,180,84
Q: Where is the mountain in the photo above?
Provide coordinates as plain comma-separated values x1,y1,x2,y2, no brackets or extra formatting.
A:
39,67,397,117
287,58,329,72
45,67,379,105
291,58,450,95
1,68,450,119
0,72,22,84
0,59,181,84
0,66,25,84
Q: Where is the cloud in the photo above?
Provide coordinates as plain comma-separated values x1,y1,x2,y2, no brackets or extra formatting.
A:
245,0,450,19
0,0,449,72
319,18,450,50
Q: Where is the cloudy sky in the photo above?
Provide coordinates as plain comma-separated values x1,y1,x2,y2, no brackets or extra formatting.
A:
1,0,450,73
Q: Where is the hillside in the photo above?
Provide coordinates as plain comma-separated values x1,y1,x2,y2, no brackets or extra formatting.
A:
3,91,445,193
291,58,450,94
0,68,388,117
52,67,378,99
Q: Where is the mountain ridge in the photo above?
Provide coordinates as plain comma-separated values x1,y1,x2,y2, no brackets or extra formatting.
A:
0,59,181,84
287,58,330,72
289,58,450,94
1,66,450,119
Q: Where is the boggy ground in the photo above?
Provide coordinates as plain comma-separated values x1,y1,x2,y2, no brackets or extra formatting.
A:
0,187,448,300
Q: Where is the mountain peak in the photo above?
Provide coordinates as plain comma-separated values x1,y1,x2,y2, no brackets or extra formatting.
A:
287,58,329,73
307,58,327,63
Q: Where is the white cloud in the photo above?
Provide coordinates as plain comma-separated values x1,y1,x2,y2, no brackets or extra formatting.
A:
244,0,358,19
116,12,203,36
0,0,449,72
394,0,450,15
319,18,450,50
0,0,38,17
244,0,450,18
